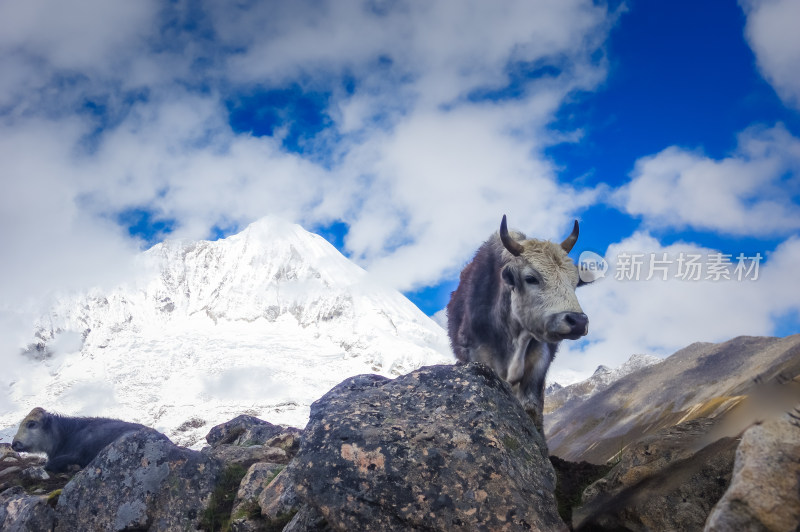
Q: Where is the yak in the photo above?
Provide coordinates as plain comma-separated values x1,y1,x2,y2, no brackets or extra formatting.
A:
11,407,148,472
447,215,589,431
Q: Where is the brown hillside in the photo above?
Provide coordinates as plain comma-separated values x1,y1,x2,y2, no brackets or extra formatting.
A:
545,335,800,463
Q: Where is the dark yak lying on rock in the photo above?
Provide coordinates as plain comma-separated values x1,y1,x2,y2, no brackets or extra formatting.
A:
11,407,148,472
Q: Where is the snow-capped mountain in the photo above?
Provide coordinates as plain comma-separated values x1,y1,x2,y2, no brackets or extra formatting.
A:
544,353,663,417
0,217,453,447
432,308,448,330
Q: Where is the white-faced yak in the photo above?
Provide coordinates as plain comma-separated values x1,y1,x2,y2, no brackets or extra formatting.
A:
447,215,590,431
11,407,148,472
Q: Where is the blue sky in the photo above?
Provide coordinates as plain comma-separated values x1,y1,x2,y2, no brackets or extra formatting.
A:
1,0,799,382
404,0,800,320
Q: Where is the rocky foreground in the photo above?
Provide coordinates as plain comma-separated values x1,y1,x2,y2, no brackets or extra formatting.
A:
2,362,799,531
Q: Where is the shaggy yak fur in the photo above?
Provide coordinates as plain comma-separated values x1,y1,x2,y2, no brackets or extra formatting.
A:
447,215,590,431
11,407,148,472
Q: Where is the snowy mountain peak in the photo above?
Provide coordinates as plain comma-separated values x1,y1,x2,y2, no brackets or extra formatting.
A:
136,216,366,329
592,365,612,376
544,353,663,417
620,353,663,373
3,217,453,448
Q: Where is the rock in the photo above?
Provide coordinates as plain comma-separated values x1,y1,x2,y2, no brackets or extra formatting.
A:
198,415,304,531
229,462,285,531
549,456,612,529
257,468,306,530
1,444,19,461
705,409,800,531
203,443,289,469
0,466,22,479
288,363,566,531
229,463,316,532
206,415,285,447
0,450,69,502
0,486,57,532
204,416,301,470
234,462,286,509
229,515,263,532
583,418,718,498
282,504,331,531
19,467,49,482
55,428,222,532
574,418,737,531
264,428,302,454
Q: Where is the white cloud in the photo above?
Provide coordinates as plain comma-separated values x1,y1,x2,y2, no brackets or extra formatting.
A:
211,0,609,104
741,0,800,109
337,104,600,289
615,124,800,236
0,0,160,113
0,118,142,306
75,94,334,238
550,232,800,384
0,1,156,72
0,0,613,308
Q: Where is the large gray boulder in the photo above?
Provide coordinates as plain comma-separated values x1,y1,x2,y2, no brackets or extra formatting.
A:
54,428,222,532
288,362,566,531
705,409,800,531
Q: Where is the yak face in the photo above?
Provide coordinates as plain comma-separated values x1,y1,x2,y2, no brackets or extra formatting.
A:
499,216,588,344
11,407,55,456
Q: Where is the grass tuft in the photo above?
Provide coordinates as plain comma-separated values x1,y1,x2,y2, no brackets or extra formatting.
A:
200,464,248,532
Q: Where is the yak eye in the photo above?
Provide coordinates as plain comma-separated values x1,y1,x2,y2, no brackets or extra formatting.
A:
26,421,37,429
524,276,539,285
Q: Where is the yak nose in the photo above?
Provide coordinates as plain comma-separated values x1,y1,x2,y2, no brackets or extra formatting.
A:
548,312,589,340
11,440,24,452
565,312,589,336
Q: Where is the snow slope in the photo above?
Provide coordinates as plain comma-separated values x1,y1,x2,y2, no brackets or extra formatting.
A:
0,217,453,447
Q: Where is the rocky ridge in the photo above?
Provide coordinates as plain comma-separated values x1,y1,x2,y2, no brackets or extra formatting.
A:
0,363,568,532
3,336,800,531
544,353,662,416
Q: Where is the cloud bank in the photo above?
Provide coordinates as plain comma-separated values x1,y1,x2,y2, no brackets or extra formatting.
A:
0,0,613,304
616,124,800,236
742,0,800,109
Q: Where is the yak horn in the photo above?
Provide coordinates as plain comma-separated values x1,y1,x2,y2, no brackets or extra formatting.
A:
500,215,524,256
561,220,579,253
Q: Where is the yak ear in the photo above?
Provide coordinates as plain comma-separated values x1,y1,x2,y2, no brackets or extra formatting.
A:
502,265,516,287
